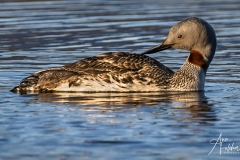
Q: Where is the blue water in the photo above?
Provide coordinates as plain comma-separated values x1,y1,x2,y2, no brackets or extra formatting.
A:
0,0,240,159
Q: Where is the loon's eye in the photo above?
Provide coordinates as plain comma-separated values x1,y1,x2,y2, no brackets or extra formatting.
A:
178,35,182,38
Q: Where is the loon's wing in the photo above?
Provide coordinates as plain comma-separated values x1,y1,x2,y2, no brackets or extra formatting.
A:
63,52,173,76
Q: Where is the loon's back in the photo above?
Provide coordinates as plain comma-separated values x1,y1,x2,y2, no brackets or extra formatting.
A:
11,52,174,92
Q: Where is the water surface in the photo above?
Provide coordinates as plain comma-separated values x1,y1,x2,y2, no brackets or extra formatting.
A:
0,0,240,160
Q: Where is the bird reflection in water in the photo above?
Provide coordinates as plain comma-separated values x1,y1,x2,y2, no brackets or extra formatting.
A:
24,91,216,123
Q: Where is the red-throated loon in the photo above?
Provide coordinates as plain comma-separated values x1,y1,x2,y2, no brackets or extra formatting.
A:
11,17,216,93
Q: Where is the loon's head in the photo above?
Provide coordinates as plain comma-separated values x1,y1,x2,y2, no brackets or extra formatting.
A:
142,17,217,70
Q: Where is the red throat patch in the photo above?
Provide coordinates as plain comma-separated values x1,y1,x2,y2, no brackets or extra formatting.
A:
188,50,208,71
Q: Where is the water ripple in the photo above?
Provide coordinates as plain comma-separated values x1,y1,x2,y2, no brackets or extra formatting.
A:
1,0,240,160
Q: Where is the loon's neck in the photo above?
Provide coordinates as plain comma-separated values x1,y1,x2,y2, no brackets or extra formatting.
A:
168,52,207,91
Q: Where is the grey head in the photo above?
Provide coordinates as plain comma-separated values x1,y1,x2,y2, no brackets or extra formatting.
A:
142,17,217,69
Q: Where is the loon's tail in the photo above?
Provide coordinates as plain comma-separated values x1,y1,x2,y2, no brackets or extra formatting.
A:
11,74,40,93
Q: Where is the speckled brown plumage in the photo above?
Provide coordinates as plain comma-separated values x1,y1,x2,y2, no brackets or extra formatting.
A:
11,52,174,92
